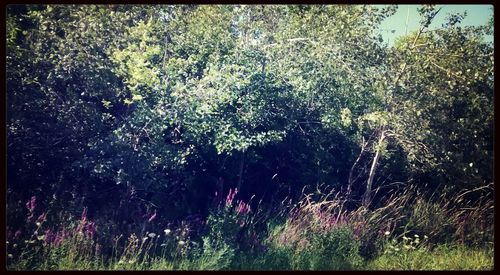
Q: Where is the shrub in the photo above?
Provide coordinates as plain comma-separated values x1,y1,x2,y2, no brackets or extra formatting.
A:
300,226,363,270
265,190,364,270
197,188,253,269
193,236,235,270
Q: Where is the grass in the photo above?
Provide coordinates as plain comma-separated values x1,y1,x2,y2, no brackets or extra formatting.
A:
11,244,493,271
367,244,493,270
6,185,494,271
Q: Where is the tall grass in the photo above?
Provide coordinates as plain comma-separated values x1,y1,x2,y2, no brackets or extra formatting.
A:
368,243,493,270
6,183,493,270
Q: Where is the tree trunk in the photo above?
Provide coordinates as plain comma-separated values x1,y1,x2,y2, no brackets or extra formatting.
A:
362,129,385,208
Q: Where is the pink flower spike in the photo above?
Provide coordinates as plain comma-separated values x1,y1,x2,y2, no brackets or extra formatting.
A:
236,201,242,213
148,211,157,223
226,188,238,206
44,229,55,246
236,200,250,215
76,222,84,233
36,212,47,223
85,222,96,238
26,196,36,212
226,188,236,207
54,232,62,246
14,230,22,240
81,207,88,221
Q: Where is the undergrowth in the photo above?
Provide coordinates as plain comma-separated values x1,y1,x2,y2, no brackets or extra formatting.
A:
6,184,494,271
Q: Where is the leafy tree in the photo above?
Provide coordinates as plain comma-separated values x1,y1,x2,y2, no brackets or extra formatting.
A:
6,5,159,221
6,4,493,230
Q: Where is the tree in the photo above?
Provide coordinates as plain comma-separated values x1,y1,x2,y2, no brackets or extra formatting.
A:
6,5,159,220
350,5,494,206
7,4,493,227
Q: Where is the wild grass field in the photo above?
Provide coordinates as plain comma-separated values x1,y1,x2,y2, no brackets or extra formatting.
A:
7,184,493,271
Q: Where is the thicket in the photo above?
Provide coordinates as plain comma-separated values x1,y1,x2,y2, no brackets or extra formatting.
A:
6,4,493,270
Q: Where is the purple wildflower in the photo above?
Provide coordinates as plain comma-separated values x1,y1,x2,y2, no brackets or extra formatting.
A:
36,212,47,223
26,196,36,212
76,221,84,233
225,188,238,207
85,222,96,239
44,229,55,246
14,229,22,240
81,207,88,222
236,200,250,215
53,231,63,246
148,211,157,223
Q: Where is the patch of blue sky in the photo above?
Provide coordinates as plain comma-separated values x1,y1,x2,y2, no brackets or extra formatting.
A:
375,5,493,46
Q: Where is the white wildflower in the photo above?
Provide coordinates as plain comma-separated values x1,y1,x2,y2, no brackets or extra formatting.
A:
164,229,171,235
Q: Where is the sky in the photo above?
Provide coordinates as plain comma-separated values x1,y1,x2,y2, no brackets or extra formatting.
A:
377,5,493,45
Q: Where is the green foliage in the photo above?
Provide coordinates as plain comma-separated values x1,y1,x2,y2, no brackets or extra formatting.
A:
6,4,494,271
111,17,163,96
194,236,235,270
8,3,493,217
203,208,240,254
390,21,493,185
299,226,363,270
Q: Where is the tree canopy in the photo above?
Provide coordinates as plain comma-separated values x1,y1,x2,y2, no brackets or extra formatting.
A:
7,4,493,225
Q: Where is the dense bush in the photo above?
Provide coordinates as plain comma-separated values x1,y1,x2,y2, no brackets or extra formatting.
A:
6,4,493,271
